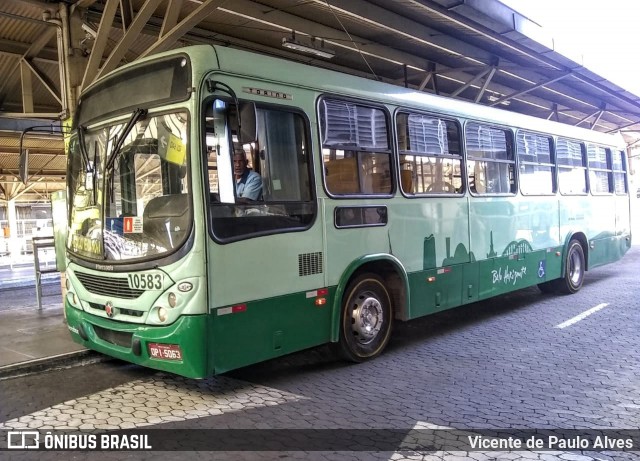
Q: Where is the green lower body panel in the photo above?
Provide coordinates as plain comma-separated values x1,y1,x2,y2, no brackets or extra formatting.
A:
407,247,565,318
210,288,334,374
588,233,631,269
65,302,209,379
66,287,335,378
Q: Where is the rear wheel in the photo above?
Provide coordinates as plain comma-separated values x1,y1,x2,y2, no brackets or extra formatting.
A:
557,240,585,294
338,273,392,362
538,240,586,295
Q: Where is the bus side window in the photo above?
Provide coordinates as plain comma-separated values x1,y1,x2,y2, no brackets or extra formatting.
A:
396,112,462,195
465,122,514,195
320,99,392,196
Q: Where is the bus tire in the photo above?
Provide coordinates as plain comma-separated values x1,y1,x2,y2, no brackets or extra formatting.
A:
338,273,392,363
557,239,585,294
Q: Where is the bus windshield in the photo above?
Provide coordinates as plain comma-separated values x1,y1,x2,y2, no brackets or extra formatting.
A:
67,111,190,262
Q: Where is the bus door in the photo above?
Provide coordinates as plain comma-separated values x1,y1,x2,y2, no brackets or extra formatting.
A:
204,97,326,372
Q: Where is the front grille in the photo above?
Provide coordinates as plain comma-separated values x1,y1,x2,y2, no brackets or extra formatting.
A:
75,272,144,299
88,302,144,318
93,324,133,348
298,252,323,276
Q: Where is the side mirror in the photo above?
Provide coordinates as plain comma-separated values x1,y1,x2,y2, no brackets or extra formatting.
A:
238,102,257,144
18,124,65,185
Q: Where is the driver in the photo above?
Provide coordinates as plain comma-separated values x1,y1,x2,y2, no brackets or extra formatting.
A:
233,148,262,201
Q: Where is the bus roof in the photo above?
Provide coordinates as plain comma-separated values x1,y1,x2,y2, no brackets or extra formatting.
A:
92,44,625,149
208,45,624,149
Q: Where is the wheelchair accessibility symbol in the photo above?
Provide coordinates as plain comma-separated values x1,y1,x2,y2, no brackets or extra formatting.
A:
538,260,546,278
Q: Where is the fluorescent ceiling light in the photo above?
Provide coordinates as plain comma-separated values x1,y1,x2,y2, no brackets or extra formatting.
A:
282,37,335,59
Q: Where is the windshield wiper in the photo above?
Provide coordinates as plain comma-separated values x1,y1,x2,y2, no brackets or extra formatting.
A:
105,108,147,173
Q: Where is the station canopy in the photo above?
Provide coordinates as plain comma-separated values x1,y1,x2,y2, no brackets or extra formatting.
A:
1,0,639,202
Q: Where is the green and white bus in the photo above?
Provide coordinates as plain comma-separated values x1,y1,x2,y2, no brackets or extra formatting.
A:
62,45,631,378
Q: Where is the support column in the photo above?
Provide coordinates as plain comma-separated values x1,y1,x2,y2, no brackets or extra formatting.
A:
7,199,19,267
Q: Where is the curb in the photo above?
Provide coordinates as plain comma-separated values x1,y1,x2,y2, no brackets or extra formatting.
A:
0,350,112,380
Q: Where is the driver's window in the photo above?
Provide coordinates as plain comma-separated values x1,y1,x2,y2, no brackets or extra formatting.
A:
397,112,462,195
204,99,315,241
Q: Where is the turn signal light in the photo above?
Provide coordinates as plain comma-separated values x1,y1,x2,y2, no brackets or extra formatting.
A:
168,292,177,308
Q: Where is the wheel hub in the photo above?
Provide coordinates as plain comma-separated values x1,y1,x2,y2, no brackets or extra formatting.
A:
351,294,383,344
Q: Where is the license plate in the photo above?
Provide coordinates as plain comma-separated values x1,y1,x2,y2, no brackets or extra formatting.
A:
148,343,183,361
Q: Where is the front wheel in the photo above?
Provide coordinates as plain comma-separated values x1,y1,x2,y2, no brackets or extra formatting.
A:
338,273,393,362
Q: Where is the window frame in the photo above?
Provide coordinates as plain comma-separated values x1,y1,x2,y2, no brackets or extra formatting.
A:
586,144,613,195
318,95,394,199
515,129,556,196
556,137,588,196
464,121,516,196
395,109,464,197
612,149,628,195
203,97,317,244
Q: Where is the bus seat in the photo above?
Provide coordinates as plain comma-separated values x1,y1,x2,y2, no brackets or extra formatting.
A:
473,162,486,194
325,158,359,194
143,194,189,249
401,170,413,193
364,172,391,194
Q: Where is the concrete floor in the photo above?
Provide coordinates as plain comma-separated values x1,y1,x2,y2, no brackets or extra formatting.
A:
0,268,87,374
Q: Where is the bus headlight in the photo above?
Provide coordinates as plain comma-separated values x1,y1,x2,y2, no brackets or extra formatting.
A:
168,292,177,308
157,307,168,322
66,292,78,307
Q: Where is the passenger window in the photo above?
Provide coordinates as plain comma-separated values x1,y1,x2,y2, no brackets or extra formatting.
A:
516,131,555,195
320,99,392,196
396,113,462,194
557,138,587,195
612,150,627,195
465,122,515,194
587,144,612,194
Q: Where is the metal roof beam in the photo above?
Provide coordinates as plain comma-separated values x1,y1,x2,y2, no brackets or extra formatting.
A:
409,0,640,115
475,66,496,103
0,112,62,119
574,109,600,128
450,66,492,98
22,59,62,105
96,0,164,80
590,108,605,130
161,0,184,37
81,0,120,90
138,0,225,60
119,0,134,32
220,0,430,72
488,73,572,107
0,29,57,106
10,178,44,201
307,0,491,65
20,61,34,114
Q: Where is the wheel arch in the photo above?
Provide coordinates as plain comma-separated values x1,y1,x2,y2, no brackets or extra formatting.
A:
562,231,589,272
330,254,410,342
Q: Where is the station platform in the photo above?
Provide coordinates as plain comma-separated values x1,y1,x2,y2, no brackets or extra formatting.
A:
0,264,94,378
